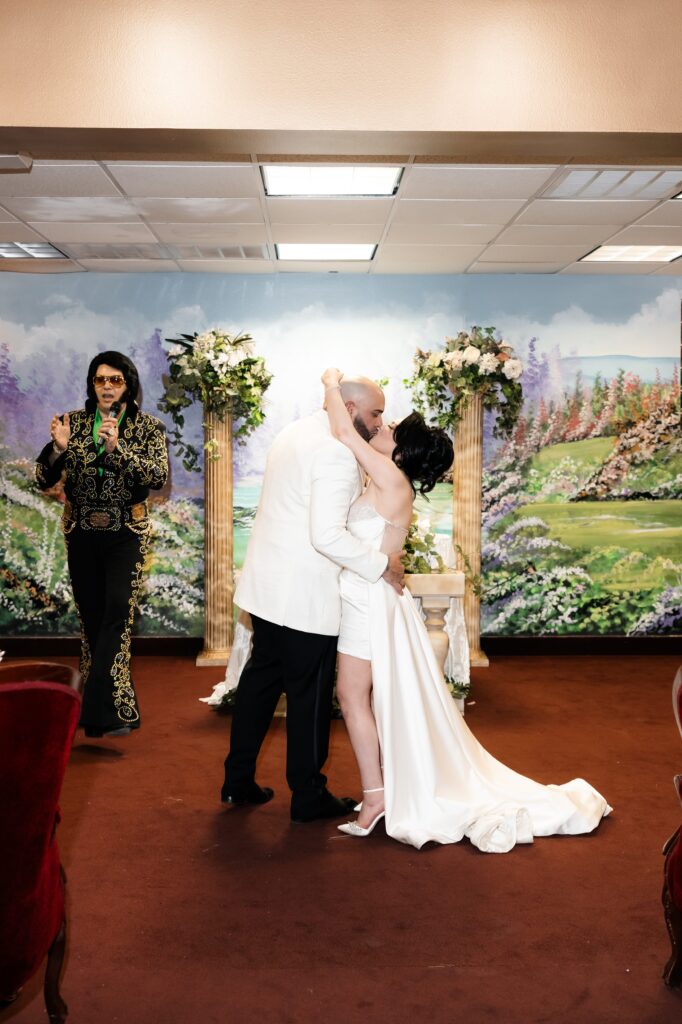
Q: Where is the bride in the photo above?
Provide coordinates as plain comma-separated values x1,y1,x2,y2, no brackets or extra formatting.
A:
322,368,612,852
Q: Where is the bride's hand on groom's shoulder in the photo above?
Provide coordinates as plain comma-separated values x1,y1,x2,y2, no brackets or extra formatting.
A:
322,367,343,388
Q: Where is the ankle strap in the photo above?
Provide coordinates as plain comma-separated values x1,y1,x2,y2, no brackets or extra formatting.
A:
363,787,384,793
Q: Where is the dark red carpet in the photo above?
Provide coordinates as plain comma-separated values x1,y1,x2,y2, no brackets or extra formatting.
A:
6,654,682,1024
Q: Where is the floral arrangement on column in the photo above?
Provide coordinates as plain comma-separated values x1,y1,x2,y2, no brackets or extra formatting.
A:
405,326,524,438
159,329,272,471
405,326,524,668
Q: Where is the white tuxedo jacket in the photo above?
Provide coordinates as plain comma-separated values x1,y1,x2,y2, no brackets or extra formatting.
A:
235,409,388,635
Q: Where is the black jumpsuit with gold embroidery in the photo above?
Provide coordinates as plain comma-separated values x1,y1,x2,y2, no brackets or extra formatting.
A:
36,407,168,733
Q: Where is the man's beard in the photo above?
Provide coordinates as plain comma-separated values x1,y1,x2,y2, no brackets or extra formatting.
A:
352,414,373,442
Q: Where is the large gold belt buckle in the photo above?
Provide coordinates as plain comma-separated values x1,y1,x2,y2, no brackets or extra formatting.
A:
89,510,112,529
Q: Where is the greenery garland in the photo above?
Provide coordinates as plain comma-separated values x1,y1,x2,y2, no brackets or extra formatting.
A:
404,325,524,438
158,329,273,472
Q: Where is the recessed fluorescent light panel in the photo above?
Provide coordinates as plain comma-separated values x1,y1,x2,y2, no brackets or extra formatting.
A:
262,165,402,197
275,243,377,261
580,245,682,263
0,242,68,259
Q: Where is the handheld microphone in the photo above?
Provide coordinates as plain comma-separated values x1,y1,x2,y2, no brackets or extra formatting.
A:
109,400,122,419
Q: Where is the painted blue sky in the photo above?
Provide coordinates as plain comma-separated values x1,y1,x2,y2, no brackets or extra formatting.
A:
0,272,680,359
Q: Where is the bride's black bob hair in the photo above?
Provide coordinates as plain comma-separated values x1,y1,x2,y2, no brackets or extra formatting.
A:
391,412,453,495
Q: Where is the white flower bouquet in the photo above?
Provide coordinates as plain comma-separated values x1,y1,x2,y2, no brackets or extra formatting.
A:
159,329,272,471
405,326,523,437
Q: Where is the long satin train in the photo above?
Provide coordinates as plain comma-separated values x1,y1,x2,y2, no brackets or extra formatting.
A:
366,580,611,852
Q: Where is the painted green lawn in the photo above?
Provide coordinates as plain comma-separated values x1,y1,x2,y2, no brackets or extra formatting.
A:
511,500,682,561
530,436,615,474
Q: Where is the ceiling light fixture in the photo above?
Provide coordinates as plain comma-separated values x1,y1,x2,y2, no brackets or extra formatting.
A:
580,244,682,263
262,165,402,197
0,242,68,259
275,243,377,261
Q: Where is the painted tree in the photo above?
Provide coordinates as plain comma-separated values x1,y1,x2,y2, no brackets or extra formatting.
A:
591,372,605,417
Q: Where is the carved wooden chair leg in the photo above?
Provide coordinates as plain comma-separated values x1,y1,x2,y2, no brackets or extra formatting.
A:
44,916,68,1023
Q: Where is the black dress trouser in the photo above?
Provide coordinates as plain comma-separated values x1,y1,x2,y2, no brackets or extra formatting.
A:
66,525,147,732
224,614,338,813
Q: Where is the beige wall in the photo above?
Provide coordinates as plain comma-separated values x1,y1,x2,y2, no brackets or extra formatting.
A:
2,0,682,133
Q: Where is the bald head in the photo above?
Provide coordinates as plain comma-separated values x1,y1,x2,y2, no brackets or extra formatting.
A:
339,375,385,441
339,376,383,405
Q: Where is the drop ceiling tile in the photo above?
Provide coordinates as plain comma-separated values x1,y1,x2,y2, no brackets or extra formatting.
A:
392,199,526,224
30,222,158,243
0,204,18,222
480,244,592,263
131,197,264,222
636,201,682,226
516,199,658,226
105,163,260,198
0,162,122,198
495,224,622,246
1,197,139,222
152,223,268,245
400,166,557,201
266,198,393,224
372,244,484,272
0,259,82,274
176,259,276,273
385,223,499,244
277,261,370,274
467,262,567,274
63,243,170,260
76,259,179,272
559,262,658,275
270,224,382,244
605,225,682,245
0,223,48,243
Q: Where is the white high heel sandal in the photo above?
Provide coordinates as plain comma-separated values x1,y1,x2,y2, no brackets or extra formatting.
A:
338,787,385,837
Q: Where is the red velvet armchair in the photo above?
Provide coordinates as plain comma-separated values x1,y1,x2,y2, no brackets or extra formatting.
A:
663,665,682,988
0,662,81,1023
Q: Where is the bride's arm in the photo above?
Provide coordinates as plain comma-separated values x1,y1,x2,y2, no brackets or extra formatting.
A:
322,368,401,489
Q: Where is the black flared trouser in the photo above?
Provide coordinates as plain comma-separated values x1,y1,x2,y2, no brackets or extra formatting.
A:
66,524,148,732
224,614,338,810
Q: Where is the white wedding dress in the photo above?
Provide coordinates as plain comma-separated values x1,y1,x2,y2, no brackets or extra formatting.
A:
337,498,612,853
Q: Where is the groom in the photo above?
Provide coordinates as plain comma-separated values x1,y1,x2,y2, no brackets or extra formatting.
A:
222,377,404,822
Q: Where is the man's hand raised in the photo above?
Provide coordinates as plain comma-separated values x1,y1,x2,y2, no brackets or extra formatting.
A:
382,552,405,594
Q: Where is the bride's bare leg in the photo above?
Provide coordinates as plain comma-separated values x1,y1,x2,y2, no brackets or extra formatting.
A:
336,653,384,827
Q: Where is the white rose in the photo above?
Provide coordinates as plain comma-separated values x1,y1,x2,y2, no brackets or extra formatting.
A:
168,345,185,357
502,358,523,380
462,345,480,365
426,352,443,367
478,353,499,375
444,350,465,370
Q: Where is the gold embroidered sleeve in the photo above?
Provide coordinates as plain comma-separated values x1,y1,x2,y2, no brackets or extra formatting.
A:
35,441,67,490
105,419,169,490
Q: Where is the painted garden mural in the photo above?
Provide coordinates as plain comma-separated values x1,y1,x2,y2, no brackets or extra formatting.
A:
0,272,679,638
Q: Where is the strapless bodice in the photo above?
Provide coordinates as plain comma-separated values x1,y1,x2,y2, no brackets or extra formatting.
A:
346,499,407,554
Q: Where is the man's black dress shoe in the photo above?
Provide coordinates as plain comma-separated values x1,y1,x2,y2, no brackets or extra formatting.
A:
221,782,274,806
290,790,358,823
